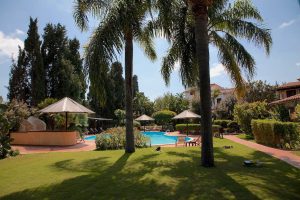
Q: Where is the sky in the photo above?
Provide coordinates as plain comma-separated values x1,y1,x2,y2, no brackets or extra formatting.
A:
0,0,300,101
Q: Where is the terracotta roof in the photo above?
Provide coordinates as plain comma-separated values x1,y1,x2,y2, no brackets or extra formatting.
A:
269,94,300,105
277,81,300,90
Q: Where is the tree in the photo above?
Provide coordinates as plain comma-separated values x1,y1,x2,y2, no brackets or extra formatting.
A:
154,93,189,114
73,0,157,153
7,48,31,103
42,23,85,101
24,17,45,106
156,0,272,167
133,75,139,98
215,94,237,120
110,62,125,110
133,92,154,117
244,80,277,103
152,110,177,126
114,109,126,126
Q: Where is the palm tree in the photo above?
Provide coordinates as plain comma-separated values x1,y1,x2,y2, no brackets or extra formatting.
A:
155,0,272,167
73,0,157,153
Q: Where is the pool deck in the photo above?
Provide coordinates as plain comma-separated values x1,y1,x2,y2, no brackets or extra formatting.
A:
12,132,199,154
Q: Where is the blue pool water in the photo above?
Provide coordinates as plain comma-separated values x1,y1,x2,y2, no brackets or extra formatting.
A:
84,132,191,145
143,131,191,145
85,135,96,140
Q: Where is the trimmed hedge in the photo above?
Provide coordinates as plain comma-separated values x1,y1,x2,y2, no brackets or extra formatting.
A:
176,124,200,132
251,120,300,149
213,120,232,128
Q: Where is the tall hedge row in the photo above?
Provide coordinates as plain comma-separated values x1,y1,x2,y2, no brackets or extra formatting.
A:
251,120,300,149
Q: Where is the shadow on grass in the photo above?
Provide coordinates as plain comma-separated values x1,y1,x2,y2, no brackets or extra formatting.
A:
2,147,300,200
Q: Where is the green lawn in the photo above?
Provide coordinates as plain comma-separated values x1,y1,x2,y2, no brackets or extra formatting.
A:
236,133,255,141
0,139,299,200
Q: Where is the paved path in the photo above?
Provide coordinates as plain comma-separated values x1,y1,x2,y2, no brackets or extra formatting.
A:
224,135,300,169
12,140,96,154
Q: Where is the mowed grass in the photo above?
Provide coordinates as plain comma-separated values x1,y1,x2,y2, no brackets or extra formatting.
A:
0,139,299,200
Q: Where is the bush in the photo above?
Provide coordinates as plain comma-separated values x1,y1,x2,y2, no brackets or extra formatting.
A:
234,101,270,135
0,114,13,159
251,119,300,149
175,124,201,133
213,120,232,128
227,121,240,133
152,110,176,125
95,127,149,150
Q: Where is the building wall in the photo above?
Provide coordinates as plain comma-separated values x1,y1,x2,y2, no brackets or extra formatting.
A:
277,88,300,99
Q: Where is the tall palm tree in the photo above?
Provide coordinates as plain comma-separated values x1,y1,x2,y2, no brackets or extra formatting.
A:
154,0,272,166
73,0,157,153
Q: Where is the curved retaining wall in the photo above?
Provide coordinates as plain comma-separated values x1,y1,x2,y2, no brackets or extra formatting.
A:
10,131,77,146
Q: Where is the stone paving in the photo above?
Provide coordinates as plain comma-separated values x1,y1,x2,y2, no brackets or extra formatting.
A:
224,135,300,169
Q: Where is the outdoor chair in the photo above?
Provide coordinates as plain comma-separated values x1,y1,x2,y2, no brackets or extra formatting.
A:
186,136,201,146
175,136,186,147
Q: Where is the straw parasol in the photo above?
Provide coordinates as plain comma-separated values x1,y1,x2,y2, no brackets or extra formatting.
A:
173,110,201,135
39,97,95,130
135,114,154,131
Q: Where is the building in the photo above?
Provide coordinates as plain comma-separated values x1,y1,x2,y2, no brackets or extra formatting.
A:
270,78,300,114
184,84,235,109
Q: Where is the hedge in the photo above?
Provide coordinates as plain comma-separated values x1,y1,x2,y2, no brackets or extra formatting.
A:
176,124,200,132
251,119,300,149
213,120,232,128
176,124,221,134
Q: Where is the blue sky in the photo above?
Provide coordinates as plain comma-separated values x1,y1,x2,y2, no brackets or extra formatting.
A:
0,0,300,101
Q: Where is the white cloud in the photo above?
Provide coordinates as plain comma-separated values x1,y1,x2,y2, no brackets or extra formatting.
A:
296,62,300,67
279,19,295,29
0,30,24,60
15,29,25,35
210,63,225,78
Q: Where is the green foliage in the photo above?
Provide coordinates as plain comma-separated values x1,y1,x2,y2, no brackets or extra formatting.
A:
42,23,86,101
175,124,200,132
272,105,290,122
114,109,126,125
132,75,139,98
295,104,300,122
244,80,277,103
4,99,31,131
133,120,141,128
227,121,240,133
152,110,177,125
158,0,272,93
37,98,58,109
154,93,189,114
213,120,232,128
234,101,270,135
251,119,300,149
7,47,31,103
0,113,12,159
95,127,148,150
133,92,154,117
110,62,125,110
25,17,46,106
215,94,237,120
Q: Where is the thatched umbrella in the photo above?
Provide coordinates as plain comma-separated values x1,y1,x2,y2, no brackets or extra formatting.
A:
173,110,201,135
39,97,95,130
135,114,154,131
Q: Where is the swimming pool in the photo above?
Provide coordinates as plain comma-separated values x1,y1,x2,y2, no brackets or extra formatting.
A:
84,132,191,145
143,131,191,146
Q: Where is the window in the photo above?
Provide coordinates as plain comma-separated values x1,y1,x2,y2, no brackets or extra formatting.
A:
286,90,296,97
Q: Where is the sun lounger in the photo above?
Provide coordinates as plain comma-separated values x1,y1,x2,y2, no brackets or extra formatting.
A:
186,136,201,146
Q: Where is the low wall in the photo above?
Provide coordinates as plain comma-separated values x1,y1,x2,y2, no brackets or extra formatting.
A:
10,131,77,146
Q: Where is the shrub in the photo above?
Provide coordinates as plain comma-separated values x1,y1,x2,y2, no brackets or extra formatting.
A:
227,121,240,133
234,101,270,135
213,120,232,128
175,124,201,133
152,110,176,125
251,119,300,149
95,127,149,150
0,113,13,159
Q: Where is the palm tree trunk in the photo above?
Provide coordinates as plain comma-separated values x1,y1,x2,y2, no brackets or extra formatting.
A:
191,0,214,167
124,30,135,153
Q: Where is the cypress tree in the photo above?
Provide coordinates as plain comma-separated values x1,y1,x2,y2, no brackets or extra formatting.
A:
24,17,45,106
110,62,125,110
7,47,31,103
132,75,139,98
